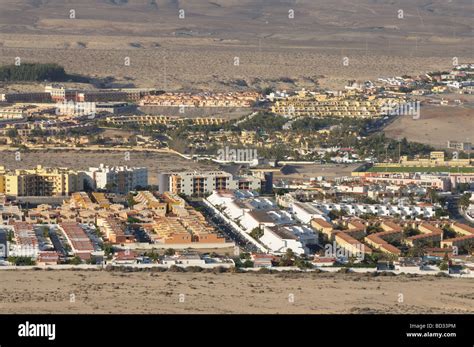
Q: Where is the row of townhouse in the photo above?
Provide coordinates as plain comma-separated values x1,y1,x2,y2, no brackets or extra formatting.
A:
139,92,259,107
311,201,436,218
271,97,401,118
206,190,318,255
58,222,95,260
405,222,443,247
364,221,403,256
354,170,474,190
373,151,474,168
105,114,229,126
310,218,473,258
291,201,328,224
362,174,451,191
145,206,226,246
96,217,135,244
312,218,374,259
68,190,227,247
441,222,474,249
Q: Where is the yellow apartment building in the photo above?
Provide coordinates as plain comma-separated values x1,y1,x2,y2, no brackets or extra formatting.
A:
0,165,84,196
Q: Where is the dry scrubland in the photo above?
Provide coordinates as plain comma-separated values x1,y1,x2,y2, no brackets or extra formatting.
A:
384,106,474,149
0,270,472,314
0,150,214,185
0,0,472,91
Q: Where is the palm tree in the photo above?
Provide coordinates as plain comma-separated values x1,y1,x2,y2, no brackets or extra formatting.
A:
407,244,426,258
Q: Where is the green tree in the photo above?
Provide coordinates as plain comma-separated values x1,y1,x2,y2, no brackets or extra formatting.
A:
406,244,426,257
243,260,254,268
279,249,295,266
69,256,82,265
435,208,448,218
459,193,472,209
41,226,49,239
0,63,68,82
294,258,313,269
7,256,35,266
442,227,457,239
6,128,18,139
103,243,114,257
439,253,449,271
146,252,160,262
427,188,440,203
249,227,263,240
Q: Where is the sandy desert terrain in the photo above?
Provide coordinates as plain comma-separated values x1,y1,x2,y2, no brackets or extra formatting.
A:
0,0,472,91
384,105,474,149
0,270,472,314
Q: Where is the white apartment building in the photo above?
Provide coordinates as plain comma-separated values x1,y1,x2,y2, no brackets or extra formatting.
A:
291,202,327,224
310,201,436,218
207,190,275,220
84,164,148,194
158,170,261,196
240,209,294,232
261,224,318,255
207,190,285,231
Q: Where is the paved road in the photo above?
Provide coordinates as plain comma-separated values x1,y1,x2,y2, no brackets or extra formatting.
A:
446,195,473,225
48,229,67,257
187,199,260,254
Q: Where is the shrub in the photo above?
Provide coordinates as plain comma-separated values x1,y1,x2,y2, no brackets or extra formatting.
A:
169,265,185,272
185,266,203,273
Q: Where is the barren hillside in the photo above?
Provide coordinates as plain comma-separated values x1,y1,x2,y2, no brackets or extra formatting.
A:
0,0,472,90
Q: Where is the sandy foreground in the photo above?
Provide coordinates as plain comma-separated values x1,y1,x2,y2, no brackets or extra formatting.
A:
0,270,472,314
